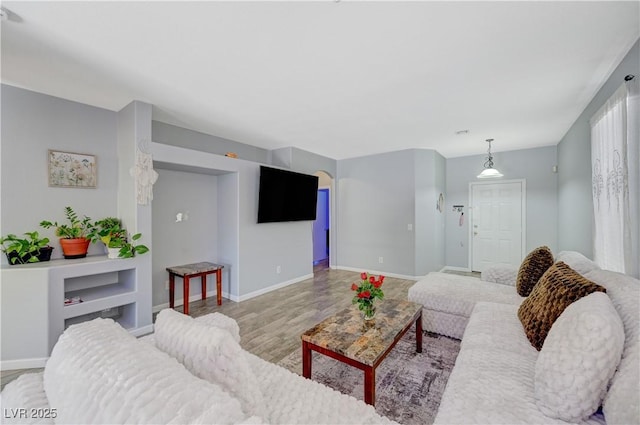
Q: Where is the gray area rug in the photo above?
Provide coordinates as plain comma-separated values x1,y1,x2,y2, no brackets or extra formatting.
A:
277,328,461,425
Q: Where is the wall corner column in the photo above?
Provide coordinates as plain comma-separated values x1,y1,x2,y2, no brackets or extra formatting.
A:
117,100,153,331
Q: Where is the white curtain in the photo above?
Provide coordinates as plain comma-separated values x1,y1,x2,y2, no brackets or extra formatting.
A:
590,78,639,277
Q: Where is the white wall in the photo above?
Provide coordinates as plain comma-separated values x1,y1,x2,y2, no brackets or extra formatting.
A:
445,146,558,269
0,85,118,262
151,168,219,306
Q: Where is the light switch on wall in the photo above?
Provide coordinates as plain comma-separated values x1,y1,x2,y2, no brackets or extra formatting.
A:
408,223,413,231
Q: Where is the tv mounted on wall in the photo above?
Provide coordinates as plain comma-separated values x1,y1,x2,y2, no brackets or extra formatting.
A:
257,166,319,223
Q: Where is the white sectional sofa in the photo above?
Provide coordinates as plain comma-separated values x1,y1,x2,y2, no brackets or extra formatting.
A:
0,311,395,424
2,251,637,425
409,251,639,424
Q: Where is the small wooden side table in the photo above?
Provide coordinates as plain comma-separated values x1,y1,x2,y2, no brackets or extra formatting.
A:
166,262,224,315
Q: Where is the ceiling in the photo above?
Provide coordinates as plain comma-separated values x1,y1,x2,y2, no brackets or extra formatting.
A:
1,1,638,159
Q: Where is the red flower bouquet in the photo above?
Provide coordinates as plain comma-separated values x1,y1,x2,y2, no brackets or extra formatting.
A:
351,272,385,320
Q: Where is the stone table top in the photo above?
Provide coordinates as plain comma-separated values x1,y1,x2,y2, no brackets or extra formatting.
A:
301,299,422,366
166,262,224,276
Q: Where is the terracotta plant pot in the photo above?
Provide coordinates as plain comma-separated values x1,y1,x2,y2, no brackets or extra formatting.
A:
59,238,90,259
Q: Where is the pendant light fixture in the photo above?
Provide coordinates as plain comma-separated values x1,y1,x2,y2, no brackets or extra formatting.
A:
477,138,503,179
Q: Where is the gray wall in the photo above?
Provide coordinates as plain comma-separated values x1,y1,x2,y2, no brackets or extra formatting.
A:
433,153,446,271
276,147,338,267
446,146,558,269
337,150,415,276
290,147,337,178
415,150,446,275
557,40,640,258
151,169,218,306
152,121,270,164
336,149,444,277
116,100,154,335
217,172,240,297
150,138,313,300
0,85,118,261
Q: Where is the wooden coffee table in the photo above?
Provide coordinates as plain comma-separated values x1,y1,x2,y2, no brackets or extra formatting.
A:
301,299,423,406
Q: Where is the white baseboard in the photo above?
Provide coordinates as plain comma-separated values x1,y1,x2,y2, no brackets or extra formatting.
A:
232,274,314,302
335,266,422,280
0,357,48,371
440,266,472,273
129,324,154,337
152,274,313,308
152,289,225,313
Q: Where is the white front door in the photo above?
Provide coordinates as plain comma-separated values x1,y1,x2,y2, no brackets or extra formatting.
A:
470,181,524,272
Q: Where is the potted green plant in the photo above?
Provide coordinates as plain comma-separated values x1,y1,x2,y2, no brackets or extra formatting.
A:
40,206,95,259
117,233,150,258
0,231,53,265
90,217,124,258
90,217,149,259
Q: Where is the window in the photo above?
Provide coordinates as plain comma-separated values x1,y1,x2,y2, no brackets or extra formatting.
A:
590,77,639,277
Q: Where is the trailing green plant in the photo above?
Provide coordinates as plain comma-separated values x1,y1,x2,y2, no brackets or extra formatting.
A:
0,231,51,264
116,233,149,258
40,206,95,239
89,217,126,248
89,217,149,258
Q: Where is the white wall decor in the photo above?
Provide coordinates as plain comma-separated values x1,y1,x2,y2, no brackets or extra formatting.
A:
130,145,159,205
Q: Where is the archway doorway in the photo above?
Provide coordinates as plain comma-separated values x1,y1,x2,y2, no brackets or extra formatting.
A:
313,171,332,271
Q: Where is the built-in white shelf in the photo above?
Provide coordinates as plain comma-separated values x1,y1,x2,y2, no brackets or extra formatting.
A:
65,302,136,331
1,255,152,370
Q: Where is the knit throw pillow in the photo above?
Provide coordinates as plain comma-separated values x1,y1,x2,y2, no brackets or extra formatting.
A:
516,246,554,296
517,261,606,350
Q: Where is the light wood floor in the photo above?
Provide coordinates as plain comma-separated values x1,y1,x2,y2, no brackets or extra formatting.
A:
186,261,417,363
1,265,477,390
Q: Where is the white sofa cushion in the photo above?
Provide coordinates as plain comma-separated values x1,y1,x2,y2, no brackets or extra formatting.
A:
556,251,601,275
584,269,640,425
434,302,604,425
481,264,518,286
0,372,53,425
43,318,251,424
154,308,266,418
409,272,522,318
409,272,523,339
244,351,396,424
194,311,241,343
535,292,624,421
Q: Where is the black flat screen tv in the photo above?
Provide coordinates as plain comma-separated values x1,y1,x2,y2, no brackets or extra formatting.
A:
257,166,319,223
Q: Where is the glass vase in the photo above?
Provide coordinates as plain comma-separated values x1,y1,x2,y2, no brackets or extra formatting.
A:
363,303,376,321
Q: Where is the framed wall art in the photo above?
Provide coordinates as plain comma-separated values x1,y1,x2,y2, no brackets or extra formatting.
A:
48,150,97,188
